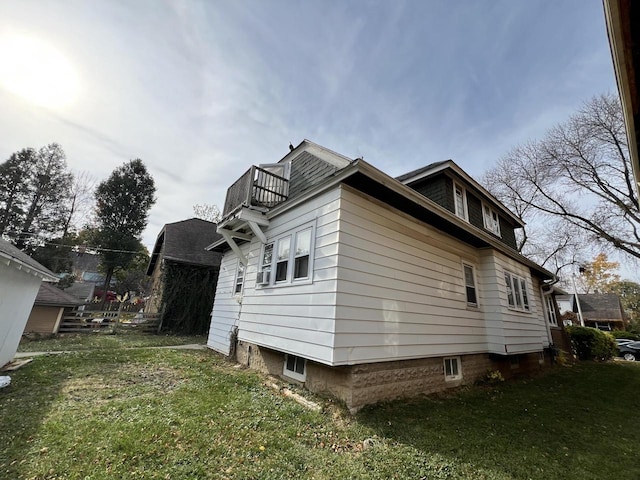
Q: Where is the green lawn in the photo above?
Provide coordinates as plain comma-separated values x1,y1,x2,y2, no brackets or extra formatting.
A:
2,339,639,479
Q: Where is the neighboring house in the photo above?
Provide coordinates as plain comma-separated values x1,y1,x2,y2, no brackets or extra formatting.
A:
0,238,58,367
207,140,562,411
146,218,222,333
70,251,104,285
63,282,96,304
24,282,81,335
555,293,627,331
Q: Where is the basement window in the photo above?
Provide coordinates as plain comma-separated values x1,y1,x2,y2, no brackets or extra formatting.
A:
283,354,306,382
444,356,462,381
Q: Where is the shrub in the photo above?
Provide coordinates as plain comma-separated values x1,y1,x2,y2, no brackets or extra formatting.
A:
565,326,617,361
609,330,640,341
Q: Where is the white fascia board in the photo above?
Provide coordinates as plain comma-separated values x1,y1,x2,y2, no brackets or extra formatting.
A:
277,139,353,169
0,251,58,282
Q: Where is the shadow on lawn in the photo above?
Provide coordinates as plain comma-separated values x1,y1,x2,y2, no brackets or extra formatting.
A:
356,362,640,480
0,353,73,477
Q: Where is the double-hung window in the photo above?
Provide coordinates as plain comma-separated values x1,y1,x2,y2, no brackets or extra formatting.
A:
275,236,291,282
258,223,314,287
482,203,501,236
454,182,468,221
504,272,530,311
463,264,478,306
234,261,245,294
545,295,558,326
293,228,312,279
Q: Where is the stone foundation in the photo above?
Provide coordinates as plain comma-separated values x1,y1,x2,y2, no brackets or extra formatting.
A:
235,341,549,411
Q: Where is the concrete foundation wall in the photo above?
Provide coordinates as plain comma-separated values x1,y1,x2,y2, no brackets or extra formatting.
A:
235,341,549,411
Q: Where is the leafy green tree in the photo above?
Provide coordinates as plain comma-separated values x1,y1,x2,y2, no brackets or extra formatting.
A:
0,144,73,251
606,280,640,324
113,247,151,296
93,159,156,304
0,148,36,235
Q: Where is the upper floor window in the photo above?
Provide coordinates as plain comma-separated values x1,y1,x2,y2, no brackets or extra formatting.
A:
482,204,501,236
258,223,315,287
294,228,312,279
234,260,245,294
504,271,530,312
545,295,558,326
454,182,468,221
463,264,477,306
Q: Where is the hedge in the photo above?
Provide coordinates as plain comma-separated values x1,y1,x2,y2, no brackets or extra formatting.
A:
565,326,617,361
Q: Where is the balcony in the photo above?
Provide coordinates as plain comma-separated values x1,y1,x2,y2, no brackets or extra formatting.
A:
222,165,290,220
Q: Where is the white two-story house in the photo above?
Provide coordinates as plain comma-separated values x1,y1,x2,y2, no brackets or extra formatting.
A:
206,140,561,411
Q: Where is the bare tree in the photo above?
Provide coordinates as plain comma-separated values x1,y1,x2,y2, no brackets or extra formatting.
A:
61,170,96,238
483,93,640,274
193,203,221,223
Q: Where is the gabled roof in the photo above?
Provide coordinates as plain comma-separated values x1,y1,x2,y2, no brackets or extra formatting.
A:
147,218,222,275
0,238,58,281
578,293,626,321
63,282,96,303
35,282,81,307
210,141,554,281
396,159,525,227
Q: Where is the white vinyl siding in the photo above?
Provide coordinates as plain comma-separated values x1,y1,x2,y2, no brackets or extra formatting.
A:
333,186,486,364
234,188,341,365
208,246,248,355
478,250,548,355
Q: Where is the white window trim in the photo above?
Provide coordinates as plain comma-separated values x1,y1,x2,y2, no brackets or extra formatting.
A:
444,356,462,381
453,182,468,221
545,295,558,326
258,221,315,288
504,271,531,312
233,259,246,296
482,202,501,236
283,354,306,382
462,262,478,307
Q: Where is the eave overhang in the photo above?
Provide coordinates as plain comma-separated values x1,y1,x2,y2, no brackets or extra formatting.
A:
604,0,640,196
0,251,58,282
208,157,555,282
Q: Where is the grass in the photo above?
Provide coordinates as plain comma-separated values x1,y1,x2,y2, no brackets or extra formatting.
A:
1,339,639,479
17,332,206,352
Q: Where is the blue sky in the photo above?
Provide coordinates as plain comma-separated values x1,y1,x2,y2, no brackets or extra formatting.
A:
0,1,617,256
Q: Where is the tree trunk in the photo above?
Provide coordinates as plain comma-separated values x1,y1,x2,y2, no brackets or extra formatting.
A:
100,266,114,310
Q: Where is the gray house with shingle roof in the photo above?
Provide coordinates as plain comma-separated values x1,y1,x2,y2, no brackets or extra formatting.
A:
146,218,222,334
24,282,81,335
206,140,561,411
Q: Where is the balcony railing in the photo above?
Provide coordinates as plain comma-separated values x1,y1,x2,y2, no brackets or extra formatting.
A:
222,165,289,219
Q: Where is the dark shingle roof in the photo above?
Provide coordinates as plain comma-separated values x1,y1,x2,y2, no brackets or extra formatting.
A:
288,151,340,199
577,293,625,321
147,218,222,275
63,283,96,302
395,161,450,182
35,282,81,307
0,238,56,280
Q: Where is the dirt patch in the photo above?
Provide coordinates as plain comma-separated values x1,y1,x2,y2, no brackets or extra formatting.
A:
61,365,184,404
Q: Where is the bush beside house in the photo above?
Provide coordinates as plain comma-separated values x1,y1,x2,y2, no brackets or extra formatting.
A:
565,326,617,361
